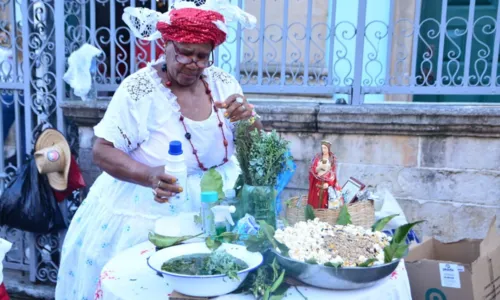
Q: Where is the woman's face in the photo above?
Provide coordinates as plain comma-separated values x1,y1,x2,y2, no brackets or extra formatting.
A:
164,41,213,87
321,144,329,155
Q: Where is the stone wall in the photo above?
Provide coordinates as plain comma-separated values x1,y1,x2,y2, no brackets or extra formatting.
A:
62,100,500,243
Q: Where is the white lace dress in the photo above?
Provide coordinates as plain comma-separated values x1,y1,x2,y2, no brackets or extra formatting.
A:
55,59,243,300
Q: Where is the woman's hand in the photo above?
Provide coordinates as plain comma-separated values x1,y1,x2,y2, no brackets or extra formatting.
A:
214,94,254,122
146,166,182,203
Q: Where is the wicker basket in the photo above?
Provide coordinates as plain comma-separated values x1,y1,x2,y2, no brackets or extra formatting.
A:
285,195,375,229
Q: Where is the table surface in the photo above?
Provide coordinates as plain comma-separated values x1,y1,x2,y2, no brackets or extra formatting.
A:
97,242,412,300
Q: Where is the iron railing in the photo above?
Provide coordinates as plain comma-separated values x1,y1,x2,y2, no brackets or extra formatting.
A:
61,0,500,104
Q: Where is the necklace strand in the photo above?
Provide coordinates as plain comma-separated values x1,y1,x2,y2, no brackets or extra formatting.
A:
163,69,229,171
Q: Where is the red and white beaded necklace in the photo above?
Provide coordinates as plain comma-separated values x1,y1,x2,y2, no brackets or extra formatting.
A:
162,65,229,171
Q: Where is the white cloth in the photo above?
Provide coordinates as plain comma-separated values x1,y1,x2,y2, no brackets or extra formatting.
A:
55,58,244,300
96,241,412,300
0,238,12,285
63,43,102,99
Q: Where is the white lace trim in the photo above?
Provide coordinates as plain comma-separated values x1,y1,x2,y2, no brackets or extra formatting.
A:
144,58,227,129
122,1,256,41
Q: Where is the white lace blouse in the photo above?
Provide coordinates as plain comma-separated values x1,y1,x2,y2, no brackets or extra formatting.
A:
90,58,243,218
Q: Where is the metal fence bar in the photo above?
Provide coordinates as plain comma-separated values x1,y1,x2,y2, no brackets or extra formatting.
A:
327,0,336,87
436,0,448,86
150,0,157,62
110,0,117,84
234,0,243,82
280,0,289,86
462,0,476,86
302,0,313,86
82,0,87,44
352,0,368,104
490,1,500,89
0,95,4,193
55,0,65,133
21,0,32,153
410,0,422,87
90,0,96,44
8,0,18,83
257,0,265,85
14,91,22,169
130,0,136,74
384,0,395,86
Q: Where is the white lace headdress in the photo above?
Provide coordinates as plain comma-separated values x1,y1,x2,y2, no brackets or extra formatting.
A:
122,0,257,42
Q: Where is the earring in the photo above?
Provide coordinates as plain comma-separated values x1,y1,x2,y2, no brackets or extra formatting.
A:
161,63,172,87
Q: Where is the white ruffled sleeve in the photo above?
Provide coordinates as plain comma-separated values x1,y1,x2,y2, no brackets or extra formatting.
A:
94,72,153,153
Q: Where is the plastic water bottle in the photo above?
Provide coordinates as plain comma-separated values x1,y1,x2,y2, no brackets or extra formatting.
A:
164,141,188,208
201,191,218,237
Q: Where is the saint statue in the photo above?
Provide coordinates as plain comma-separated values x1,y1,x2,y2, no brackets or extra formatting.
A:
307,140,343,209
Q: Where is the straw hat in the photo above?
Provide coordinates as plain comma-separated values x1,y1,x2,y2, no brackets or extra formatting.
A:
34,129,71,191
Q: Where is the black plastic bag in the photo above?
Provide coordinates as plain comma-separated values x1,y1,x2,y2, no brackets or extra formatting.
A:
0,158,68,233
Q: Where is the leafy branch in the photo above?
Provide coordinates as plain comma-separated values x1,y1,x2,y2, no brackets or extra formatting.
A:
148,232,204,249
235,122,291,186
205,232,240,251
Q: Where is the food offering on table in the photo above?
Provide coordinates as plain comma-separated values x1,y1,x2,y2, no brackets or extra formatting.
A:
147,242,263,298
281,207,423,267
307,140,343,210
244,206,424,290
161,250,249,279
274,219,391,267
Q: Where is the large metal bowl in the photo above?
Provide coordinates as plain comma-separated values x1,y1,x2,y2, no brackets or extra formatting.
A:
272,250,401,290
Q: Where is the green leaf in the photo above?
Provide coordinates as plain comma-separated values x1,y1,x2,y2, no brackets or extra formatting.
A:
371,214,399,232
392,220,425,244
244,234,268,253
269,283,290,300
270,270,285,293
383,242,409,263
336,205,352,225
305,258,318,264
357,258,378,267
220,232,239,243
324,262,342,268
259,220,279,248
205,236,222,251
200,168,224,199
193,214,202,226
263,288,271,300
305,205,316,221
148,232,202,249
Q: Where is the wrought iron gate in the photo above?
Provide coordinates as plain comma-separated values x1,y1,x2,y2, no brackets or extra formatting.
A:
0,0,81,283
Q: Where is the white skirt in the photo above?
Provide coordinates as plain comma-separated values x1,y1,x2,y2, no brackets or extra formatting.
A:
54,159,239,300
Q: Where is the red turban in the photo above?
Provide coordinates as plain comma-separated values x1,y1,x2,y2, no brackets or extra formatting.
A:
156,8,227,46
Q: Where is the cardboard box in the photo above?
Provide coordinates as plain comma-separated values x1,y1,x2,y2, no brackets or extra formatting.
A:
405,217,500,300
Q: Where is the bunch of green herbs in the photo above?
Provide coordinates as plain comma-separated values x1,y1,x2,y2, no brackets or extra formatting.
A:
235,121,291,186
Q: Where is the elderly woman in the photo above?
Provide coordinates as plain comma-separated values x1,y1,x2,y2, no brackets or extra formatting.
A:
55,1,260,298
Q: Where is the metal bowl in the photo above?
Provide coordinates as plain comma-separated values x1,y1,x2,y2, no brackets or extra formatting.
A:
272,250,401,290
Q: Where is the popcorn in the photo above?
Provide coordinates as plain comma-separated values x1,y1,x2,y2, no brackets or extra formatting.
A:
275,218,390,267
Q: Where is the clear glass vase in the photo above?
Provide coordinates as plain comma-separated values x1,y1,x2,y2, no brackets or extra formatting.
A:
241,184,277,227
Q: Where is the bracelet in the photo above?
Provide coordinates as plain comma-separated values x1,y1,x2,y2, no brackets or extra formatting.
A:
249,109,261,125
